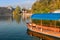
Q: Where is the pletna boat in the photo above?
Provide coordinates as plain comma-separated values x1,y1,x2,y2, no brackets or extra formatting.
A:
27,13,60,38
27,29,60,40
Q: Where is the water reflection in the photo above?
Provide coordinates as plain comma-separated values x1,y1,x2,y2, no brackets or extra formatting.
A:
27,29,60,40
0,15,28,40
13,15,21,24
0,15,21,24
0,14,60,40
0,16,12,21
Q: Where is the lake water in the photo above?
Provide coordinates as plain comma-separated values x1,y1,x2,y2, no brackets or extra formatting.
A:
0,16,60,40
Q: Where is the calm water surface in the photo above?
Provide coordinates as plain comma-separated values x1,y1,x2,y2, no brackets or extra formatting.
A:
0,16,60,40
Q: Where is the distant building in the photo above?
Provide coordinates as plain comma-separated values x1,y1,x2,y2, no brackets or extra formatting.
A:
22,8,27,13
53,10,60,13
7,6,13,10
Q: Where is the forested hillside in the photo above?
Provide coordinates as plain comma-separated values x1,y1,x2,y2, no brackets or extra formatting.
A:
32,0,60,13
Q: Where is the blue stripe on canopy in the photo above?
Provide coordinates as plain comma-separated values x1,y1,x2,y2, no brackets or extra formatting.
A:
31,13,60,20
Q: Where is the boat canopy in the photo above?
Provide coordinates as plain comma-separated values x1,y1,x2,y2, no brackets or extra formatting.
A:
31,13,60,20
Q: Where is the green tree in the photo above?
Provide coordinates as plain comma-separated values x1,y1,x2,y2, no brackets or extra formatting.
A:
12,6,21,24
32,0,60,13
15,6,21,15
13,6,21,15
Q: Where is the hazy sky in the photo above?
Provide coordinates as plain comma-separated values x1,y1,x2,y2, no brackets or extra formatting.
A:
0,0,36,9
